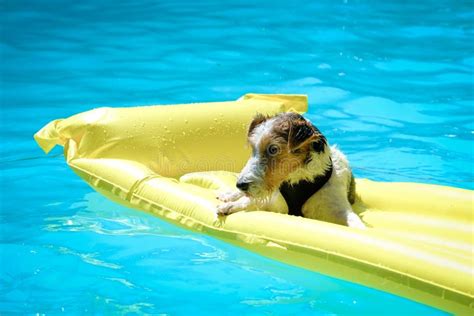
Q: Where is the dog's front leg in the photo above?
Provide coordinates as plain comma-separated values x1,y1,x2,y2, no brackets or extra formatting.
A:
216,190,244,202
216,196,256,216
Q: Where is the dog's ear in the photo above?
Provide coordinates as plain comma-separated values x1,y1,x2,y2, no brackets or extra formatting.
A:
288,115,326,153
248,113,268,136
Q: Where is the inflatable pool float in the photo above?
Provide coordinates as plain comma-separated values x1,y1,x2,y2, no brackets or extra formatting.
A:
34,94,473,314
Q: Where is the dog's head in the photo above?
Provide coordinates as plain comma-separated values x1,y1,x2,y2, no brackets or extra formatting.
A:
236,112,329,197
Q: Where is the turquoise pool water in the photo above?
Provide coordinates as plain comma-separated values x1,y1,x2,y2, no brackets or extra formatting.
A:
1,0,472,314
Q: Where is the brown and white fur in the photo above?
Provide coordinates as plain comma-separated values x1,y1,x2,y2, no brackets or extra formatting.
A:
216,112,365,228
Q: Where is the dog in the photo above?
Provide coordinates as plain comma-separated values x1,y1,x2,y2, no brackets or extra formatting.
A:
216,112,365,228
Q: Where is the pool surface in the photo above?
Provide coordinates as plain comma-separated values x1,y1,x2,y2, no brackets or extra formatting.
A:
1,0,472,314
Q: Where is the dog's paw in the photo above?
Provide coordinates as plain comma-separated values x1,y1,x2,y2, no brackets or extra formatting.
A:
216,202,235,216
347,212,366,229
217,195,252,216
216,191,243,202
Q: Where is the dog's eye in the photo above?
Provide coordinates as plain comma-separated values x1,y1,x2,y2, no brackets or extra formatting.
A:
267,144,280,156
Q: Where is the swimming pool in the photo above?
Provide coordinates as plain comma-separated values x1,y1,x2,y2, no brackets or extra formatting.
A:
1,0,472,314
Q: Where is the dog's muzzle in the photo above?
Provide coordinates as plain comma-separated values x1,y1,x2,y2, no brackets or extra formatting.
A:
236,156,267,195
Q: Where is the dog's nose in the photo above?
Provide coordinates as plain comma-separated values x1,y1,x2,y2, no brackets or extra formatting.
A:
236,181,250,191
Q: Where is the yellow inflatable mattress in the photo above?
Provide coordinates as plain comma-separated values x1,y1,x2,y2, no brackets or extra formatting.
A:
34,94,473,314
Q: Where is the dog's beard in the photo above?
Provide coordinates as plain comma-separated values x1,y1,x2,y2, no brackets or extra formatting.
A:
245,184,275,206
250,193,272,208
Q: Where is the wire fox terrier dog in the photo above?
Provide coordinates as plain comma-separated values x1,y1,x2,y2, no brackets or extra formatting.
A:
217,112,365,228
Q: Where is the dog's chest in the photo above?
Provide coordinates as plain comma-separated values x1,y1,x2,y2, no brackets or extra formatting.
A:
279,167,333,217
